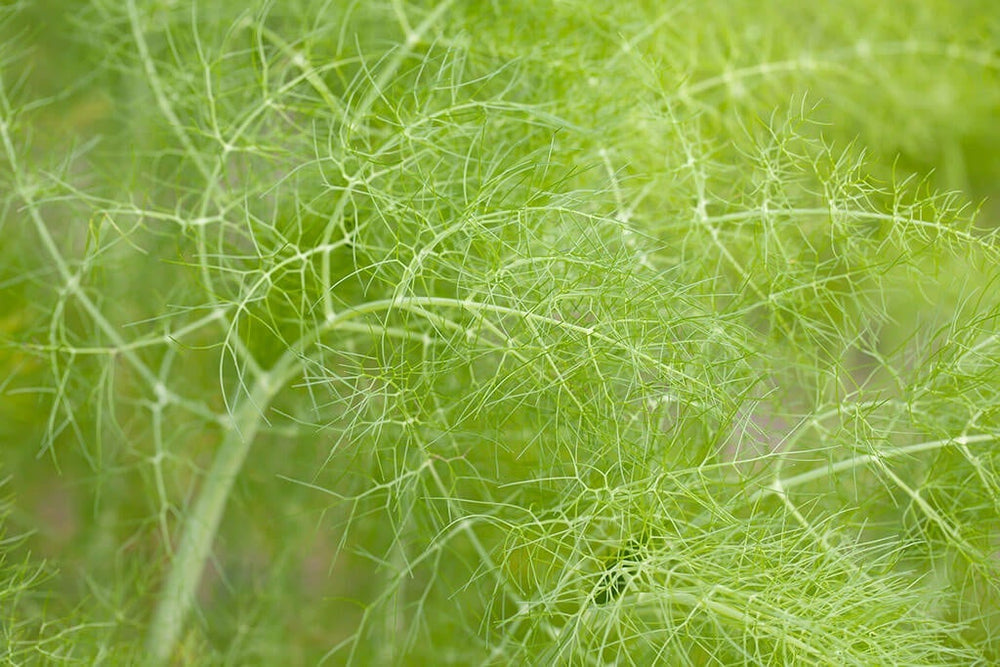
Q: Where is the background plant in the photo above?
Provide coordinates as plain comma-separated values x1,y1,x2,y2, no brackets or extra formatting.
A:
1,0,999,664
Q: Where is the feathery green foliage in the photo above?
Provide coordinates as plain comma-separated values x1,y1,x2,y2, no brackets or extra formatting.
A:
2,0,999,664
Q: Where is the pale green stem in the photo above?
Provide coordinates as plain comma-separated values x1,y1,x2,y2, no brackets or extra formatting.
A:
749,432,999,504
144,370,277,664
143,299,424,662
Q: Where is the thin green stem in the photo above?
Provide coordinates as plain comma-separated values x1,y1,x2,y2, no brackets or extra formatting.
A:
749,432,999,504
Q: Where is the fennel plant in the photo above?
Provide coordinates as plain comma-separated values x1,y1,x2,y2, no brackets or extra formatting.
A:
1,0,999,664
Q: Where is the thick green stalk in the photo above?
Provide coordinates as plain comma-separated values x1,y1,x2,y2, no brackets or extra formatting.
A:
144,369,278,665
143,304,386,663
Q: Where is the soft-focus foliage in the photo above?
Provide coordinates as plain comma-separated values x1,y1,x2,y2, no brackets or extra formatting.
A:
2,1,999,664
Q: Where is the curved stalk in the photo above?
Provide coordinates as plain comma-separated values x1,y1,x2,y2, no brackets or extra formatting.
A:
144,369,279,664
143,302,400,662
